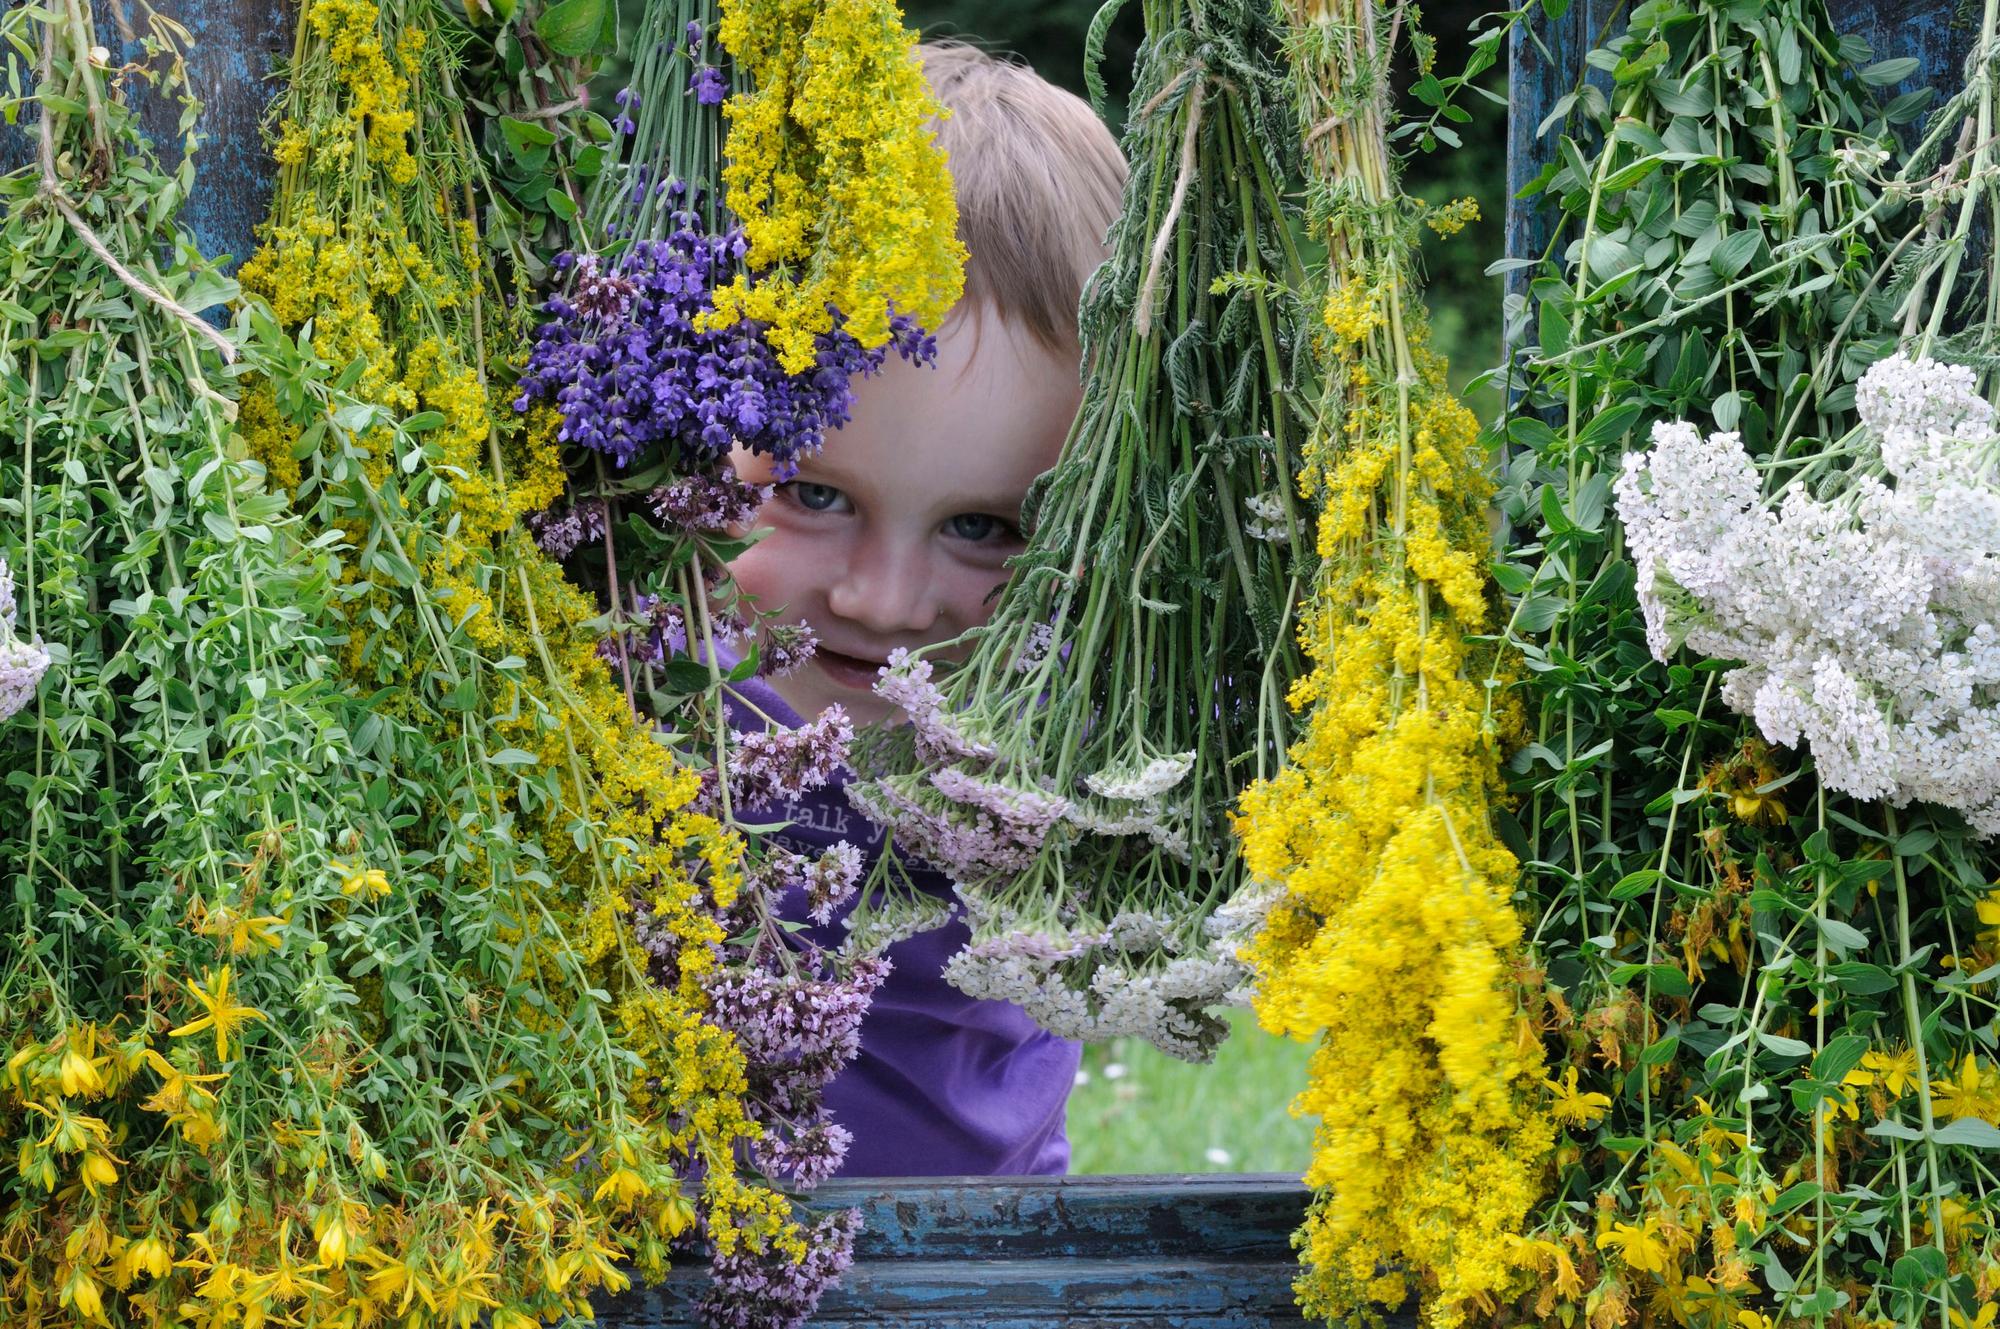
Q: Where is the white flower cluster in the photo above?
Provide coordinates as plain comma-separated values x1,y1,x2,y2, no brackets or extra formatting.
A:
1615,352,2000,832
1084,750,1195,801
1244,491,1292,543
0,560,50,723
942,914,1246,1062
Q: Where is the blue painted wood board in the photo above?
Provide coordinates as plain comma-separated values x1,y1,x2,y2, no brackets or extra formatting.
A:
592,1175,1365,1328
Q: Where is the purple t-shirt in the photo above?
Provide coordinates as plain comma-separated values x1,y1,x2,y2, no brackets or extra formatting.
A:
723,669,1080,1177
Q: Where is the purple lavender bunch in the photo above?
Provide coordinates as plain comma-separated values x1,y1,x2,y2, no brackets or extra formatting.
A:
696,1206,862,1329
514,210,935,478
690,65,728,105
757,622,818,679
729,707,855,809
705,955,890,1138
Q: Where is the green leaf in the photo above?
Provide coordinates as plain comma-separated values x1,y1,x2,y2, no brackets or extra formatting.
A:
1570,473,1612,533
1609,870,1663,901
489,748,540,767
1934,1118,2000,1149
1579,402,1644,452
1816,916,1870,951
535,0,609,57
1758,1032,1812,1058
1829,961,1896,994
402,411,446,432
1769,1181,1820,1216
1538,298,1571,358
1539,483,1573,535
1516,595,1564,633
1866,1119,1925,1141
1712,228,1761,278
1810,1034,1869,1086
1858,57,1921,86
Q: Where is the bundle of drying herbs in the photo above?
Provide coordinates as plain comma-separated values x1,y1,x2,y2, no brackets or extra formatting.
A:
0,0,766,1324
847,0,1313,1064
489,0,964,1318
0,0,905,1321
1485,0,2000,1324
1226,0,1551,1323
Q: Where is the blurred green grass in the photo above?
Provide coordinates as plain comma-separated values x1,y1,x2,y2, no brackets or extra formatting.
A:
1066,1007,1319,1176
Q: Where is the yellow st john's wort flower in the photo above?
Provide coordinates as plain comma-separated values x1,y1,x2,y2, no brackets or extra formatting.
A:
1544,1065,1613,1128
1845,1046,1922,1099
1978,887,2000,952
1932,1054,2000,1121
332,859,391,899
168,965,268,1061
1596,1216,1675,1274
57,1025,108,1098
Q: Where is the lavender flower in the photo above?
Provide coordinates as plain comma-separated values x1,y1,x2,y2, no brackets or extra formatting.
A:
525,496,608,560
651,469,769,533
731,707,856,809
612,86,639,135
684,18,703,46
515,219,936,477
704,955,889,1130
804,842,862,925
0,560,49,723
691,65,728,106
697,1206,861,1329
758,622,817,679
597,593,688,669
751,1112,851,1190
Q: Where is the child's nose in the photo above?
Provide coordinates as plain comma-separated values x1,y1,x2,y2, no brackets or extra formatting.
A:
825,534,941,637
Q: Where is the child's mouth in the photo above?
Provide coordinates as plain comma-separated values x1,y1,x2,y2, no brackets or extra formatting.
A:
814,647,887,691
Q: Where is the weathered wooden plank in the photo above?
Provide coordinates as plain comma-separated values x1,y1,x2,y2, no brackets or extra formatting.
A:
600,1258,1318,1328
823,1174,1314,1262
590,1174,1372,1328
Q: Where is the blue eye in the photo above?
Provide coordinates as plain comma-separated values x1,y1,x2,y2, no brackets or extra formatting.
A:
946,513,1009,541
793,482,844,512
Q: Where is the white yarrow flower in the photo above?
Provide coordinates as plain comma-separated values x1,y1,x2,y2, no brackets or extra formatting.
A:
1615,352,2000,833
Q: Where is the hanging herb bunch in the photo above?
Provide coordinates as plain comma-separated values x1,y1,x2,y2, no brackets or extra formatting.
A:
1491,0,2000,1323
848,0,1312,1064
494,0,967,1318
235,0,816,1315
0,0,768,1324
1223,1,1553,1323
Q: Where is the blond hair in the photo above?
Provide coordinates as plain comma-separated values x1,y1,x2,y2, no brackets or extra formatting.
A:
918,41,1127,352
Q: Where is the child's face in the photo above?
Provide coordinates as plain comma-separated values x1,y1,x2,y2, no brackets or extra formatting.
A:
730,305,1083,727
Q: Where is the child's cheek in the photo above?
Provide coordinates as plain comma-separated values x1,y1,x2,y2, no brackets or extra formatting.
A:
935,557,1014,636
729,518,825,621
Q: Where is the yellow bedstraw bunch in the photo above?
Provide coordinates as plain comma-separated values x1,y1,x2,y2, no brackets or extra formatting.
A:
1232,3,1552,1324
701,0,965,372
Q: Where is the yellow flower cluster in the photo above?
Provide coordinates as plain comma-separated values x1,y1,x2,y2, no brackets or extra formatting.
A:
703,0,966,372
1234,319,1552,1327
1423,194,1481,238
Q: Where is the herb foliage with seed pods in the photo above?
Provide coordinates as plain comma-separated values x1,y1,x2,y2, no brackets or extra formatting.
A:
1482,0,2000,1323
